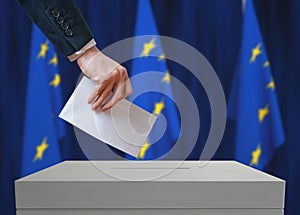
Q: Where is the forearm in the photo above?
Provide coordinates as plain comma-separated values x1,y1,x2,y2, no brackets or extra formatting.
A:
17,0,132,111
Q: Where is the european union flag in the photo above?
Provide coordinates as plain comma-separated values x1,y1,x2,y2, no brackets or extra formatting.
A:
127,0,180,159
21,25,65,176
228,0,285,170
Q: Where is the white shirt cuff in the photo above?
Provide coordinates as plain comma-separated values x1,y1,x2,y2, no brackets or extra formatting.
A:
67,39,97,62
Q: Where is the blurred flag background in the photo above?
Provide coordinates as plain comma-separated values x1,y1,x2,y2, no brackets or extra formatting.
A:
21,25,65,176
1,0,300,215
227,0,285,170
126,0,180,160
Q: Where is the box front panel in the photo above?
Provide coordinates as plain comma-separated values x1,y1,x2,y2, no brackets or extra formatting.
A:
15,181,284,209
17,208,284,215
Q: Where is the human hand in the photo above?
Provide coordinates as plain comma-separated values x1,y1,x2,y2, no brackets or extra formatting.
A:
77,46,132,111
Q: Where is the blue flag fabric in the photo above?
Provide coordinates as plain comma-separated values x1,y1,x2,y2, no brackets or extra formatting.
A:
227,0,285,170
127,0,180,160
21,25,64,176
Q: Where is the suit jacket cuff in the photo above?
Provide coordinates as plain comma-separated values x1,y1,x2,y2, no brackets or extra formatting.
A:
17,0,94,57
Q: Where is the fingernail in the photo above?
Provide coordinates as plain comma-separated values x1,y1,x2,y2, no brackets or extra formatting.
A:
101,106,107,112
102,105,111,112
88,97,94,104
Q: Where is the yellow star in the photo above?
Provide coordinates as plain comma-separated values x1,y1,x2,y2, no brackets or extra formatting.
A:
161,70,170,83
249,43,262,63
266,78,275,90
49,74,61,87
49,53,58,66
153,99,165,116
138,140,150,159
263,61,270,67
34,137,49,161
158,54,166,61
140,38,156,57
258,104,269,123
250,144,262,166
37,41,49,59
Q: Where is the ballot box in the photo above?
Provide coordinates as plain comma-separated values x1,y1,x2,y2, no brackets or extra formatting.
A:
15,161,285,215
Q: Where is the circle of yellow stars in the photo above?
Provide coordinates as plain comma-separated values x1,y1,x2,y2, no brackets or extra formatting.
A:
37,41,61,88
137,38,171,159
248,43,277,167
32,40,61,162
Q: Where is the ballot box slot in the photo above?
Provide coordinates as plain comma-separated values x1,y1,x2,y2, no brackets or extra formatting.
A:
111,167,190,170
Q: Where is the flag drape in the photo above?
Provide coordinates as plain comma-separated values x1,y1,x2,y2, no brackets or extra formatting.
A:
127,0,180,160
228,0,285,170
21,25,64,176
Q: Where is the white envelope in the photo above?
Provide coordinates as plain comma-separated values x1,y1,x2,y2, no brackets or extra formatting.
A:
59,77,157,157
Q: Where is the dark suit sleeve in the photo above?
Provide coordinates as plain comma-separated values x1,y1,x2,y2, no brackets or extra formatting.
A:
16,0,94,57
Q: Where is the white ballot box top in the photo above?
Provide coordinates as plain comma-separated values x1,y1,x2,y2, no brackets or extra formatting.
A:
15,161,285,210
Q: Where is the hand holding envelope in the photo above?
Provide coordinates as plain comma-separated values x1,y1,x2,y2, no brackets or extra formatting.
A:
77,46,132,112
59,77,157,157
